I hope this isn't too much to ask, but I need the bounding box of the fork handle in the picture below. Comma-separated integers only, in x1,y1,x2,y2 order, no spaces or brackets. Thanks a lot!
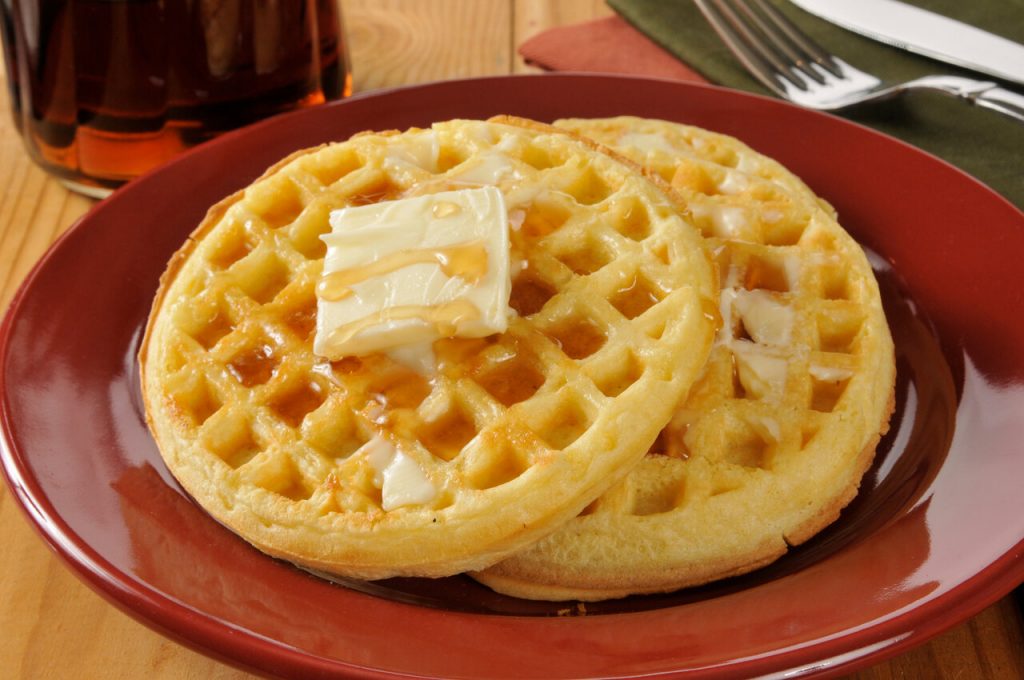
913,76,1024,124
974,87,1024,124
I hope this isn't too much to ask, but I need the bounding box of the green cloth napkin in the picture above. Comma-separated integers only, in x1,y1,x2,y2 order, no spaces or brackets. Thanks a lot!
608,0,1024,210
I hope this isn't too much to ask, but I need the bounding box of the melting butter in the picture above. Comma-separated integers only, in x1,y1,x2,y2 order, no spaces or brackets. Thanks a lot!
313,187,512,360
450,151,523,186
384,130,440,173
617,131,680,156
317,241,489,302
733,289,793,346
323,300,481,355
361,436,436,511
809,363,854,382
708,204,754,240
386,342,437,375
754,414,782,443
733,342,788,398
717,170,750,195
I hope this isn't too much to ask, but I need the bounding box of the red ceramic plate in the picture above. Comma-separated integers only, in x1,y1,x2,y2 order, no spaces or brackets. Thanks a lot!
2,75,1024,679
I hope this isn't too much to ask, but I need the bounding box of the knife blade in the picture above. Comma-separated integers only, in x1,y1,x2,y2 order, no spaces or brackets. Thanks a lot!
788,0,1024,87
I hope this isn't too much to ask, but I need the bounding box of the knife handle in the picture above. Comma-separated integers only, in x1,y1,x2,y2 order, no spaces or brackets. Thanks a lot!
974,87,1024,124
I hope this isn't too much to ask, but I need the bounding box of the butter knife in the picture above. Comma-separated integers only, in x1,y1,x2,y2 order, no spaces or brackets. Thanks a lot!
789,0,1024,87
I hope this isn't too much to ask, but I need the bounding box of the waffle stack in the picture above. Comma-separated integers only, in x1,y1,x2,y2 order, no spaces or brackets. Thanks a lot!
141,115,894,598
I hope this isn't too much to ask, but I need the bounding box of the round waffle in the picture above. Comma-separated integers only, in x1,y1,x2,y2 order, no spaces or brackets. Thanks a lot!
473,117,896,600
140,116,718,580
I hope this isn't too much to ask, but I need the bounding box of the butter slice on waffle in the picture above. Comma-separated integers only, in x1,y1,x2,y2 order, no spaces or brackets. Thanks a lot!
473,117,896,600
140,117,718,580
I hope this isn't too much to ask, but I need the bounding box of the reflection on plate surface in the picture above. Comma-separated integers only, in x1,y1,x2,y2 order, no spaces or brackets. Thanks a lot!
2,75,1024,679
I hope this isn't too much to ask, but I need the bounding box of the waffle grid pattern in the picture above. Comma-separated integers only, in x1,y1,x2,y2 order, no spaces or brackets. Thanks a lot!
473,118,895,600
142,118,716,579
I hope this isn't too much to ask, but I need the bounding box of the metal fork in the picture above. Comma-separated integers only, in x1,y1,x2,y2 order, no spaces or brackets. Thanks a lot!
695,0,1024,123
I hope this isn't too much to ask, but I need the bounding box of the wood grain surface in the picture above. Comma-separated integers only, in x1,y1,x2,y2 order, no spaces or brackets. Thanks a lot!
0,1,1022,678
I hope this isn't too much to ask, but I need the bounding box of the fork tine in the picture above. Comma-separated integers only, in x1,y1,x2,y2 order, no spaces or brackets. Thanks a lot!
747,0,843,78
731,0,826,84
701,0,904,113
694,0,804,93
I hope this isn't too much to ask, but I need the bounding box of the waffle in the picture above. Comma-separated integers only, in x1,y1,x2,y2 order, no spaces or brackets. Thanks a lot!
139,116,718,580
473,117,896,600
556,115,837,218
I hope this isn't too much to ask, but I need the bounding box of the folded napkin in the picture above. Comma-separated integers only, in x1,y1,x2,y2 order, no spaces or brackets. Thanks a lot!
521,0,1024,211
519,16,708,83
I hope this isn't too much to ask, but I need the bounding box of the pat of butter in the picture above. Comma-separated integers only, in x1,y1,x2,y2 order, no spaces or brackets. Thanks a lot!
809,363,853,382
733,342,788,398
450,151,522,186
618,131,680,157
733,289,793,346
753,414,781,443
313,187,511,361
717,170,750,195
361,436,436,511
703,204,754,240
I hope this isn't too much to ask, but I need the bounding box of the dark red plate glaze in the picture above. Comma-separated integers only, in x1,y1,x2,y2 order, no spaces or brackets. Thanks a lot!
2,75,1024,679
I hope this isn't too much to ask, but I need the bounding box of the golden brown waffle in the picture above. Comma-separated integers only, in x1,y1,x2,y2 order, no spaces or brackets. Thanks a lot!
140,117,718,580
556,115,836,218
473,117,896,600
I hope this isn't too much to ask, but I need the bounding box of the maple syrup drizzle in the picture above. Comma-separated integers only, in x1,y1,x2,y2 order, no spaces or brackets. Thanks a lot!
701,296,724,332
432,200,462,218
323,300,481,355
316,240,490,301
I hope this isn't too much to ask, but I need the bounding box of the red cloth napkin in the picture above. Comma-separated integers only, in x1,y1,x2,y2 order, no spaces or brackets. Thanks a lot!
518,15,707,84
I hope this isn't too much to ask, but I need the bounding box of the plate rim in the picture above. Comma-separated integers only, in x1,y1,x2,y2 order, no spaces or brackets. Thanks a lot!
2,73,1024,679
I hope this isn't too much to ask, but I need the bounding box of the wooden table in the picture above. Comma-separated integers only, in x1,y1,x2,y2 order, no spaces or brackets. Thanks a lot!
1,1,1022,677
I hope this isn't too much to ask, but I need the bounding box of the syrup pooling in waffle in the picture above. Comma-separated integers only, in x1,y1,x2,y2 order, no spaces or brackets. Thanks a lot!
140,117,717,580
473,117,896,601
